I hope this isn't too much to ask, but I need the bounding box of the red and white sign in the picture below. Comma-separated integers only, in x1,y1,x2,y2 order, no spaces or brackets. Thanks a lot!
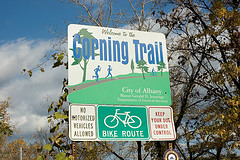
148,106,176,140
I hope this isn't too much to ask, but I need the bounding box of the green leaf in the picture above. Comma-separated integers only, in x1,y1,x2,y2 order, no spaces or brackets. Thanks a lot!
62,92,68,101
54,112,68,120
143,66,149,72
50,125,59,133
55,152,67,160
28,70,32,77
37,155,45,160
44,144,52,151
55,112,62,119
68,155,74,160
53,61,63,68
71,56,82,65
94,53,100,57
48,102,54,113
57,53,64,61
37,147,42,153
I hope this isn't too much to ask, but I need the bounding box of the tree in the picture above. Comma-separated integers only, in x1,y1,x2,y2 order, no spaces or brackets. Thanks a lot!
0,99,42,159
0,98,13,138
0,137,43,160
137,60,149,79
157,61,166,76
153,0,240,159
0,98,14,158
71,28,99,82
131,59,135,73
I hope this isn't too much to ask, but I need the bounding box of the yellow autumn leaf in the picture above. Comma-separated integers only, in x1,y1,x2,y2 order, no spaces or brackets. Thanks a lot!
220,130,223,136
220,114,224,119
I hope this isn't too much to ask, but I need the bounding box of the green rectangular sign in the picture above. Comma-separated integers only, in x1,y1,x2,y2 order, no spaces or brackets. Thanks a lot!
97,105,150,140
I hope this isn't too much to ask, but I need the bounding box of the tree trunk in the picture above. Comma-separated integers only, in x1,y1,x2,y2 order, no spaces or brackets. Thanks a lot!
82,60,87,82
216,147,222,160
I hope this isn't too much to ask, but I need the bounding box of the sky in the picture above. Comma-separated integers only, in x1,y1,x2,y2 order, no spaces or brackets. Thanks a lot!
0,0,76,41
0,0,164,139
0,0,77,138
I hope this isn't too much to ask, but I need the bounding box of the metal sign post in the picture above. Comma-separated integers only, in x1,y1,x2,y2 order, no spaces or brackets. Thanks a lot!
163,142,180,160
72,141,77,159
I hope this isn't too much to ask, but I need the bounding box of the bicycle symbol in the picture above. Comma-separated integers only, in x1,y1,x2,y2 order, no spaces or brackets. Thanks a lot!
104,109,142,129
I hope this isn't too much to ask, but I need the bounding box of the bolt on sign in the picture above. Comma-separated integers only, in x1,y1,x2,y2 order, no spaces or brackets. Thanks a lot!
69,104,176,141
68,24,171,106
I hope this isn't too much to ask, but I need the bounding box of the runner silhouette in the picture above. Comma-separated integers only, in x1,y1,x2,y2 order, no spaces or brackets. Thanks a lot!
92,65,101,81
105,65,113,80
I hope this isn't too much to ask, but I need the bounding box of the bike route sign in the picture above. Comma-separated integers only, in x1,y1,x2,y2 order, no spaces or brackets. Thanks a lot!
97,105,150,140
69,104,176,141
68,24,171,106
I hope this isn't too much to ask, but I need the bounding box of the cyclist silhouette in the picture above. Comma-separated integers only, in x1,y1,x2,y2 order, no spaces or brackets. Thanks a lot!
104,109,142,128
152,67,156,76
92,65,101,81
105,65,113,80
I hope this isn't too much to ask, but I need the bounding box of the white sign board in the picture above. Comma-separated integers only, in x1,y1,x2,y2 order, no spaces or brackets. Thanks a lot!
69,104,96,141
149,106,176,140
68,24,171,106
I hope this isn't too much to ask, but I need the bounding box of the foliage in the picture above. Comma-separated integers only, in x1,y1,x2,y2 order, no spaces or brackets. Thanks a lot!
131,59,135,73
153,0,240,159
144,141,168,159
71,28,99,82
0,137,43,160
0,98,14,159
0,98,13,138
136,60,149,79
0,99,51,159
157,61,166,76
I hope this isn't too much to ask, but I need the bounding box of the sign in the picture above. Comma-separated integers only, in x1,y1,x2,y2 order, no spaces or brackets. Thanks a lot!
69,104,176,141
68,24,171,106
163,149,180,160
97,105,149,140
69,104,96,141
149,106,176,140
